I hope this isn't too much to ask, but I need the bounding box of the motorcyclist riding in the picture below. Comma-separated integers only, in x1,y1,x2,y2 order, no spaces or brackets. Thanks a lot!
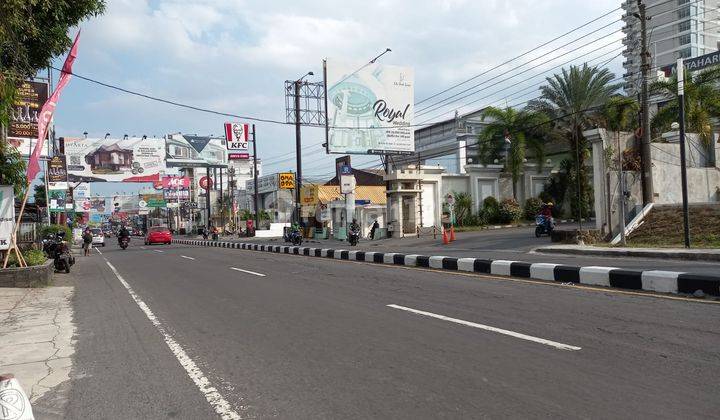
118,225,130,244
538,203,554,229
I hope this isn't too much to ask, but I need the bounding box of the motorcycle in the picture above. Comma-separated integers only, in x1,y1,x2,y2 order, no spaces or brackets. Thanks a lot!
119,236,130,250
42,232,75,273
535,215,554,237
347,228,360,246
284,229,303,246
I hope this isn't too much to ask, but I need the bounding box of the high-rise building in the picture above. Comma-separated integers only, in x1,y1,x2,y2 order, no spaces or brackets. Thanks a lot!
622,0,720,95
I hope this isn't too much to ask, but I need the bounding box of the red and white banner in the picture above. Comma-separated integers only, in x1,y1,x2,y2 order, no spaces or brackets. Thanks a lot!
161,176,190,189
224,122,250,159
27,31,80,183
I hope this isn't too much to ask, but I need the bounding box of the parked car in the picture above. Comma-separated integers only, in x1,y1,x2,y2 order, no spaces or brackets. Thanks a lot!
145,227,172,245
90,228,105,247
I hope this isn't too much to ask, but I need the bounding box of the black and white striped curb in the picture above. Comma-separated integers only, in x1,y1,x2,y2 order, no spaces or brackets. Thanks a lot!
173,239,720,297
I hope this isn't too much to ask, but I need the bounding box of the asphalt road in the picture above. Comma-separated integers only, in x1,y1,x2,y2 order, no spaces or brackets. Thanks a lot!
227,225,720,274
54,239,720,419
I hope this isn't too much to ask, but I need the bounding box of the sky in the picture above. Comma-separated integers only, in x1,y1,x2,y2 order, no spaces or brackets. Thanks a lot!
52,0,625,180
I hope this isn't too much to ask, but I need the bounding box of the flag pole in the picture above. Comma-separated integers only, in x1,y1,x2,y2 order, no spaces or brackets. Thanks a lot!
2,182,31,268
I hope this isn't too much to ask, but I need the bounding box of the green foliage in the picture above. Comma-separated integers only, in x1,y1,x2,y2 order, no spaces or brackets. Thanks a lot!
452,191,472,226
41,224,71,240
34,182,46,207
650,66,720,146
600,96,639,132
497,199,522,224
482,196,500,224
5,249,47,267
477,107,550,198
523,197,544,220
0,141,27,195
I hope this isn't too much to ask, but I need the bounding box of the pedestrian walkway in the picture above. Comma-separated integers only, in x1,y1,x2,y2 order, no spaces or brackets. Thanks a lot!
537,244,720,262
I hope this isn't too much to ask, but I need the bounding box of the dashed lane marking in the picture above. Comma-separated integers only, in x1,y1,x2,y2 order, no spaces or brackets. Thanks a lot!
181,255,195,260
387,304,582,351
230,267,266,277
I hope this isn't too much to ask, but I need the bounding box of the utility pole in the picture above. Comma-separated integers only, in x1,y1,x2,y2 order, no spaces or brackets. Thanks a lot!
294,80,302,225
617,133,627,246
205,166,211,231
638,0,654,205
219,167,224,230
252,124,259,233
676,58,691,248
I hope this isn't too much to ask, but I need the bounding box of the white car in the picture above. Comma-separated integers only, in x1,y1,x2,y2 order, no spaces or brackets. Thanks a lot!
90,228,105,247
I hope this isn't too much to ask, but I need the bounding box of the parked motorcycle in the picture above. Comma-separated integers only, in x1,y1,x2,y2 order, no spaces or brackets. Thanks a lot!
348,228,360,246
535,215,554,237
42,232,75,273
119,236,130,250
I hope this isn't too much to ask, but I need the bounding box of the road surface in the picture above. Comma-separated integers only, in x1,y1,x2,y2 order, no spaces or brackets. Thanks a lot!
40,239,720,418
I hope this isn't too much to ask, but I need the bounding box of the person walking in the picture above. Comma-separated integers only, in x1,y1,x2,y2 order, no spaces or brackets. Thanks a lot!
82,228,93,256
369,220,379,240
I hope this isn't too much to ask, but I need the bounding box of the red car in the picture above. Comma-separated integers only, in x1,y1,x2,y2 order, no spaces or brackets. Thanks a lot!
145,227,172,245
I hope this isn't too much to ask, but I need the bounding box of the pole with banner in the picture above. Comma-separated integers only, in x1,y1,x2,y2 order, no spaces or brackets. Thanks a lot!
677,58,691,248
253,125,259,233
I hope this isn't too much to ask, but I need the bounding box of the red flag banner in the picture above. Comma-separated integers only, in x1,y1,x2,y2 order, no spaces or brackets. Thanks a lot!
27,31,80,183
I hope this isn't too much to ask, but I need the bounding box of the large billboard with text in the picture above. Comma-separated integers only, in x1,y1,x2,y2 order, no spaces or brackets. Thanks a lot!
326,59,414,155
64,137,166,182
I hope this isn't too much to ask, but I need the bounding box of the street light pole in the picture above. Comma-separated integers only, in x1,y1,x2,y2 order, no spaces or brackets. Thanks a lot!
294,71,314,224
676,58,691,248
637,0,654,205
252,124,259,232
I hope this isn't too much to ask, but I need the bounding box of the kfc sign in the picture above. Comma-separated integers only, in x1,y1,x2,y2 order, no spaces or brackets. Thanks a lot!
224,122,250,159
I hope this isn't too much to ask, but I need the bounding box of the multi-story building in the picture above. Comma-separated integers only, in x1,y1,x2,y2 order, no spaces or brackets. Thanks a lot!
622,0,720,95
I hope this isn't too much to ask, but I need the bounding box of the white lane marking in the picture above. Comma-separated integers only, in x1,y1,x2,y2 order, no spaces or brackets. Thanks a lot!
153,249,164,253
181,255,195,260
387,304,581,351
104,260,242,419
141,246,147,250
230,267,266,277
95,247,103,255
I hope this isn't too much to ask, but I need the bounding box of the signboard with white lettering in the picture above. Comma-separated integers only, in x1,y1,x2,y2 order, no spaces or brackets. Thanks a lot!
661,50,720,75
0,186,16,250
326,59,414,155
224,122,250,160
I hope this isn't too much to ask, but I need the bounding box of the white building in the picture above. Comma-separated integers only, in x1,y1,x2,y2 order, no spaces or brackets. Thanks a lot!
622,0,720,95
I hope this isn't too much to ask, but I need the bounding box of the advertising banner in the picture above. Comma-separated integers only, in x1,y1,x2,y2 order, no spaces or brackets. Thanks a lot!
278,172,296,190
224,122,250,160
8,81,49,141
300,185,318,206
0,186,15,250
48,189,67,213
64,137,166,182
140,193,166,208
110,195,140,212
47,156,68,183
75,197,108,213
326,59,414,155
162,176,190,200
246,174,278,194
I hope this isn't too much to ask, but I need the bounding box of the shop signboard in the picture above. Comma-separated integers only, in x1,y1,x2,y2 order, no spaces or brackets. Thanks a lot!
326,59,414,155
0,186,15,250
47,156,68,183
140,193,166,208
278,172,295,190
64,136,166,182
162,176,190,200
8,81,50,157
224,122,250,160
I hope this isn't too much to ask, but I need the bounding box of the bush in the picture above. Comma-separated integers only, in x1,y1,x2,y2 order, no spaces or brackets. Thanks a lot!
5,249,47,267
482,196,500,224
523,197,544,220
463,213,481,226
41,224,71,240
497,199,522,224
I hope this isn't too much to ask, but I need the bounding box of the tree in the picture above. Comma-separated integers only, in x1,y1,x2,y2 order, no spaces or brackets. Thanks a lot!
34,182,46,207
600,95,640,170
477,107,550,198
650,66,720,147
451,192,472,226
1,1,105,195
528,64,620,218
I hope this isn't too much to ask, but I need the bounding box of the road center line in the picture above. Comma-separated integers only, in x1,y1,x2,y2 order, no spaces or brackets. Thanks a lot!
103,260,242,419
230,267,266,277
181,255,195,260
387,304,581,351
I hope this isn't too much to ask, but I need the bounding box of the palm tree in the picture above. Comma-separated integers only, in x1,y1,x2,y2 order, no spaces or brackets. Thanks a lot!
528,64,620,218
600,95,640,169
477,106,549,198
650,66,720,147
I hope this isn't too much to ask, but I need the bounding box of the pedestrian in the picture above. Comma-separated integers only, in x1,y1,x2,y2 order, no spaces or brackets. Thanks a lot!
82,228,93,256
369,220,379,240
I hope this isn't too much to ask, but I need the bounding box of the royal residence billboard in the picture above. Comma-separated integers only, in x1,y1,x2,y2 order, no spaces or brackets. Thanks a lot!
7,81,52,158
326,59,414,155
64,137,166,182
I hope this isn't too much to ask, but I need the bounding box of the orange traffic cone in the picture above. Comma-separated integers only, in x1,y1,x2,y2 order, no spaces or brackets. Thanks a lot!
442,227,449,244
450,225,456,242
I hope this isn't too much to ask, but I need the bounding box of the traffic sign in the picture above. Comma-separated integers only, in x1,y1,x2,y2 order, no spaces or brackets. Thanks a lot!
199,176,213,190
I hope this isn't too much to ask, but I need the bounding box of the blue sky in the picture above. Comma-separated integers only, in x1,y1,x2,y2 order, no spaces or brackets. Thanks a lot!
51,0,624,179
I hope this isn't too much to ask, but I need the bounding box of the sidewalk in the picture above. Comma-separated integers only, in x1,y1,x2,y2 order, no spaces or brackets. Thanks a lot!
536,244,720,262
0,286,76,417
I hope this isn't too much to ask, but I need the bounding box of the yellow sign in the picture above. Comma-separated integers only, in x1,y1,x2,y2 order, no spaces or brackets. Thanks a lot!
300,185,318,205
278,172,296,190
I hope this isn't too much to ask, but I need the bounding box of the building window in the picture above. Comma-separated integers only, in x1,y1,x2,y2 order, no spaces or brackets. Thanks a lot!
678,6,691,19
678,20,691,32
679,47,692,58
678,33,691,45
677,0,689,4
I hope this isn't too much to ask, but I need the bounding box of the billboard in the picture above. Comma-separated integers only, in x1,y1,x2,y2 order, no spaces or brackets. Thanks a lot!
224,122,250,160
47,156,68,183
326,59,414,155
278,172,296,190
162,176,190,200
75,197,108,213
8,81,49,141
140,193,166,208
0,186,15,250
64,137,166,182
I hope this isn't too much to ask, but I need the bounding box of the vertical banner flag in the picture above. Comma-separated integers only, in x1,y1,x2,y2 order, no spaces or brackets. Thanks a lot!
0,186,16,250
224,122,250,159
27,31,81,182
